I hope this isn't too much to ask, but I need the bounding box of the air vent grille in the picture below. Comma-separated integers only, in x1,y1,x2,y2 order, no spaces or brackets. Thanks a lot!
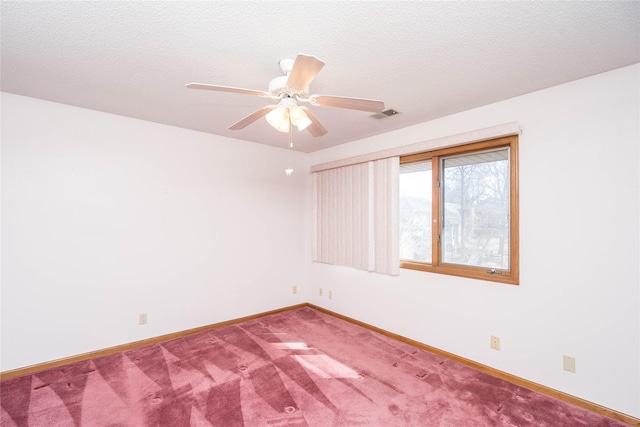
370,109,399,119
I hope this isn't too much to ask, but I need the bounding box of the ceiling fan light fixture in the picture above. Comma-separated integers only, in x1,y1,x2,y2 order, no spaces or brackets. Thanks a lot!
265,105,288,132
265,99,311,133
289,104,312,131
274,111,291,133
294,114,312,132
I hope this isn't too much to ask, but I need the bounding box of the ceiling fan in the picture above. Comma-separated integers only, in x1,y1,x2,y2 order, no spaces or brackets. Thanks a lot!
186,54,385,137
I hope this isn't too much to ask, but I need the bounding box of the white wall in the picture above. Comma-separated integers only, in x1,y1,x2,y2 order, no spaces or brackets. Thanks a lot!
1,93,309,371
308,64,640,418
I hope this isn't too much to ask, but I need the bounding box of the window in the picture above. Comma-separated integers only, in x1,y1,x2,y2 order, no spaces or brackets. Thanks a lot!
399,135,519,284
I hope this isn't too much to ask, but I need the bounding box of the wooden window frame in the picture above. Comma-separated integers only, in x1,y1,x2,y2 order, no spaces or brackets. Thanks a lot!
400,135,519,285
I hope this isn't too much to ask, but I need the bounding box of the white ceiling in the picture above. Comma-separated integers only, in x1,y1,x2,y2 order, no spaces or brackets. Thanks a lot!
2,2,638,153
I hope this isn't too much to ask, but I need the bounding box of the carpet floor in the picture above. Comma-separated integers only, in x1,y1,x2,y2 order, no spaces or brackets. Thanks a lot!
0,306,630,426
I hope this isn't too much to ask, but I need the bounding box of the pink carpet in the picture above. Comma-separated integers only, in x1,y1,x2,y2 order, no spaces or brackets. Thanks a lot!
0,307,630,426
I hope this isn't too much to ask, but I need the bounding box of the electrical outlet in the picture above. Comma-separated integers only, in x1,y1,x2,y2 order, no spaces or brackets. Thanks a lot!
292,285,297,294
139,313,147,325
329,291,333,299
319,288,323,297
490,335,500,350
563,355,576,373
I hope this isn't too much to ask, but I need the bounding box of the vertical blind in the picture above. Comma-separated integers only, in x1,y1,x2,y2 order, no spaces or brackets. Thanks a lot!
313,157,400,276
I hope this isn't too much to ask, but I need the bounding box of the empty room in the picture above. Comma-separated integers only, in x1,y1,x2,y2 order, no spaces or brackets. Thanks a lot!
1,2,638,426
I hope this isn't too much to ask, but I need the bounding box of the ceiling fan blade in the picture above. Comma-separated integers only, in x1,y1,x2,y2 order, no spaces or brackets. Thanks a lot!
286,54,325,91
186,83,271,98
300,107,328,137
229,105,277,130
310,94,384,113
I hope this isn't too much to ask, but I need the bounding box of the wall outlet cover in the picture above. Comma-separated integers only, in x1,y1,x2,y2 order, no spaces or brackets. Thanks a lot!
490,335,500,350
563,355,576,373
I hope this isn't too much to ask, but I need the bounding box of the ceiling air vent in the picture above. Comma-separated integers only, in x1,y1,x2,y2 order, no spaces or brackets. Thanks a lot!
370,109,399,119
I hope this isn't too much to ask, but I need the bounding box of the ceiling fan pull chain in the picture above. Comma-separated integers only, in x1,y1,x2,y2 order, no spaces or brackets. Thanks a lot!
289,114,293,149
285,116,294,176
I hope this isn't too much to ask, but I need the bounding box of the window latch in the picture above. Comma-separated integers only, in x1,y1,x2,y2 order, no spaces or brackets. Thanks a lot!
487,269,502,275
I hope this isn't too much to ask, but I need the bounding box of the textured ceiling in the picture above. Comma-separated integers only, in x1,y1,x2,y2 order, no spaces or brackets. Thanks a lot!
2,1,638,152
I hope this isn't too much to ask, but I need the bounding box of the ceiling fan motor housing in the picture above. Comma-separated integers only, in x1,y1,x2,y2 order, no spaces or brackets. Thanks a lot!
268,77,309,99
269,58,309,98
268,75,289,96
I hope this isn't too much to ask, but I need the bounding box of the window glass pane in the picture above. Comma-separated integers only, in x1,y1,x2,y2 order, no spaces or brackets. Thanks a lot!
399,161,432,263
442,149,510,270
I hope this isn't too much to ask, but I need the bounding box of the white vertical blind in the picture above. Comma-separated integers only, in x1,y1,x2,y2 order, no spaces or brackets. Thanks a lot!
313,157,399,275
373,157,400,275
